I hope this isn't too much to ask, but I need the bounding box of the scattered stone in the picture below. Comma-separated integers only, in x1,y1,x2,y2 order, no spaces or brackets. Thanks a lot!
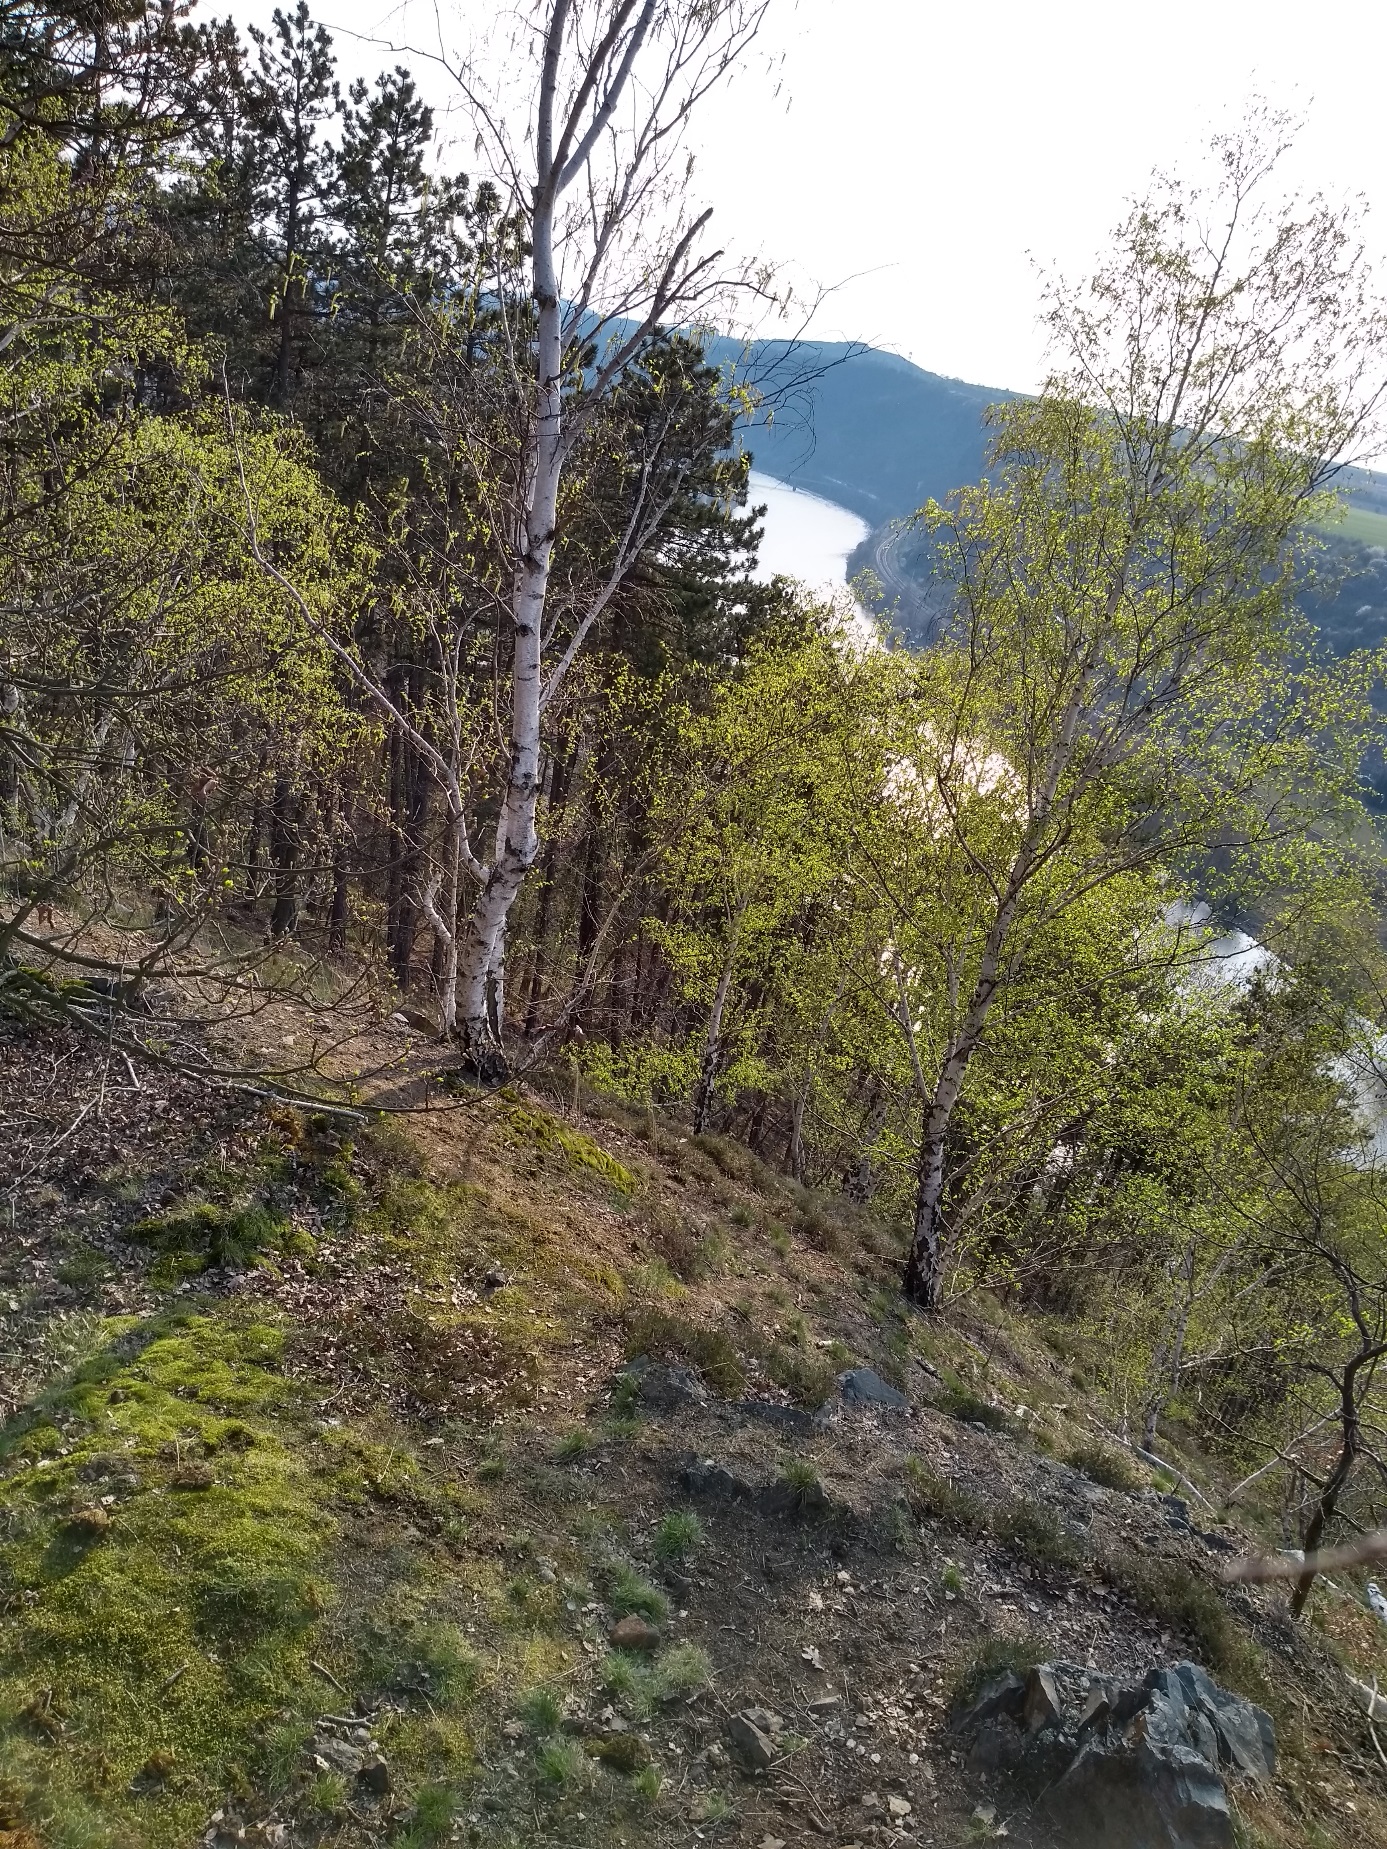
681,1456,754,1501
742,1706,784,1738
357,1757,392,1796
888,1796,913,1818
480,1267,509,1295
313,1737,364,1776
837,1367,908,1411
758,1837,787,1849
1023,1665,1063,1733
608,1614,660,1651
727,1710,778,1770
808,1694,842,1713
623,1356,706,1412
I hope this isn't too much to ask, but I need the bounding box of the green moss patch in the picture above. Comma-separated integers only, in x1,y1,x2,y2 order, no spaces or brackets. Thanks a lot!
125,1201,309,1280
0,1309,332,1846
505,1105,636,1197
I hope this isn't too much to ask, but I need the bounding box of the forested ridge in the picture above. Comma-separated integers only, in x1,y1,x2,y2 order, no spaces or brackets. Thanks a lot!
8,5,1387,1846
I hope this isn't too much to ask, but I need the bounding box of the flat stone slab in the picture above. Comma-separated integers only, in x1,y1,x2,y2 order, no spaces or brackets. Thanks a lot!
837,1367,908,1411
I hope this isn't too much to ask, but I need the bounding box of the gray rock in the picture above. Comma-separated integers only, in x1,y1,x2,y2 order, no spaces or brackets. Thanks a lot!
1023,1664,1064,1733
313,1737,365,1776
1042,1737,1232,1849
681,1456,754,1501
357,1756,392,1796
624,1356,706,1412
837,1367,908,1411
1170,1663,1275,1781
727,1710,777,1770
733,1399,818,1434
959,1658,1272,1847
953,1671,1026,1732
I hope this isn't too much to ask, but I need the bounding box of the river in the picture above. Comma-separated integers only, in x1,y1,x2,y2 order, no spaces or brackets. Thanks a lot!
748,469,869,597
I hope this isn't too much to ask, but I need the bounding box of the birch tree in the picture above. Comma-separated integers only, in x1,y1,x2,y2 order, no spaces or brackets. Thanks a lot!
375,0,770,1068
869,117,1387,1308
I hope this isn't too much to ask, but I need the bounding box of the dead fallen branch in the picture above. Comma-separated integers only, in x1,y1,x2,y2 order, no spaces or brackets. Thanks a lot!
1222,1528,1387,1583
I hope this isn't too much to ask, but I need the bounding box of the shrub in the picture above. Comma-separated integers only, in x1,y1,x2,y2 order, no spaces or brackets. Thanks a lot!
1066,1441,1141,1492
903,1457,989,1532
765,1343,837,1409
993,1499,1080,1569
624,1305,745,1397
1103,1555,1254,1686
937,1385,1012,1433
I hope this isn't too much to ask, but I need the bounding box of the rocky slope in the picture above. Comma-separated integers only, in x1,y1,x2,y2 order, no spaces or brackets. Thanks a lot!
2,999,1387,1849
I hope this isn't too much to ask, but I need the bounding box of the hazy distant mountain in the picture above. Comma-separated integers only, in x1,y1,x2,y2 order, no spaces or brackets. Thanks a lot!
702,335,1003,525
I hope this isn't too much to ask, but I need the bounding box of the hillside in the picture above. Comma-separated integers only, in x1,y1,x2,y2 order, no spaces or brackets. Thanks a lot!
714,337,1387,660
704,338,1005,527
3,986,1387,1849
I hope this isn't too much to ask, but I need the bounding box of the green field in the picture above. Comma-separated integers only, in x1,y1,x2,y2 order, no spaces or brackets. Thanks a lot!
1316,502,1387,547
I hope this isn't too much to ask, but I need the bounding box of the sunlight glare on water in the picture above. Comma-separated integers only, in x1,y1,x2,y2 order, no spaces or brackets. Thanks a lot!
748,469,869,596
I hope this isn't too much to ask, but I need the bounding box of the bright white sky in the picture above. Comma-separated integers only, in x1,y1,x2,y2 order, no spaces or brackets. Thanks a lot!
233,0,1387,394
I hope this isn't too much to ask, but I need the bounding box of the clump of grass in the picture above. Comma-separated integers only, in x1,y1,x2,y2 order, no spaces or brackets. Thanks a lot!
517,1686,564,1734
1066,1441,1141,1492
949,1631,1048,1711
507,1104,636,1196
656,1641,712,1698
306,1770,350,1817
903,1457,989,1531
0,1307,336,1844
535,1736,590,1790
601,1642,711,1719
941,1562,964,1596
652,1510,704,1563
631,1763,663,1801
359,1619,479,1704
625,1305,745,1398
398,1784,455,1847
554,1427,597,1463
125,1199,307,1276
477,1445,506,1481
993,1498,1081,1569
937,1385,1012,1433
764,1343,837,1409
1103,1554,1260,1690
608,1563,669,1621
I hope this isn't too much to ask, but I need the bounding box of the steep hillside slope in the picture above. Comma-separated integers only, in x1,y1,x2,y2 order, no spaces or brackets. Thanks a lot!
705,337,1002,527
3,998,1387,1849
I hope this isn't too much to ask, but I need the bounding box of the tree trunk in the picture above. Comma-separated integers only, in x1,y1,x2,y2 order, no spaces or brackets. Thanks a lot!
453,191,564,1069
691,908,744,1133
268,774,299,939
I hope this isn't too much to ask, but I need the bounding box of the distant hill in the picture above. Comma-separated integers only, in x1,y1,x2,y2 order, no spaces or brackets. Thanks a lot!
701,336,1003,526
704,334,1387,676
